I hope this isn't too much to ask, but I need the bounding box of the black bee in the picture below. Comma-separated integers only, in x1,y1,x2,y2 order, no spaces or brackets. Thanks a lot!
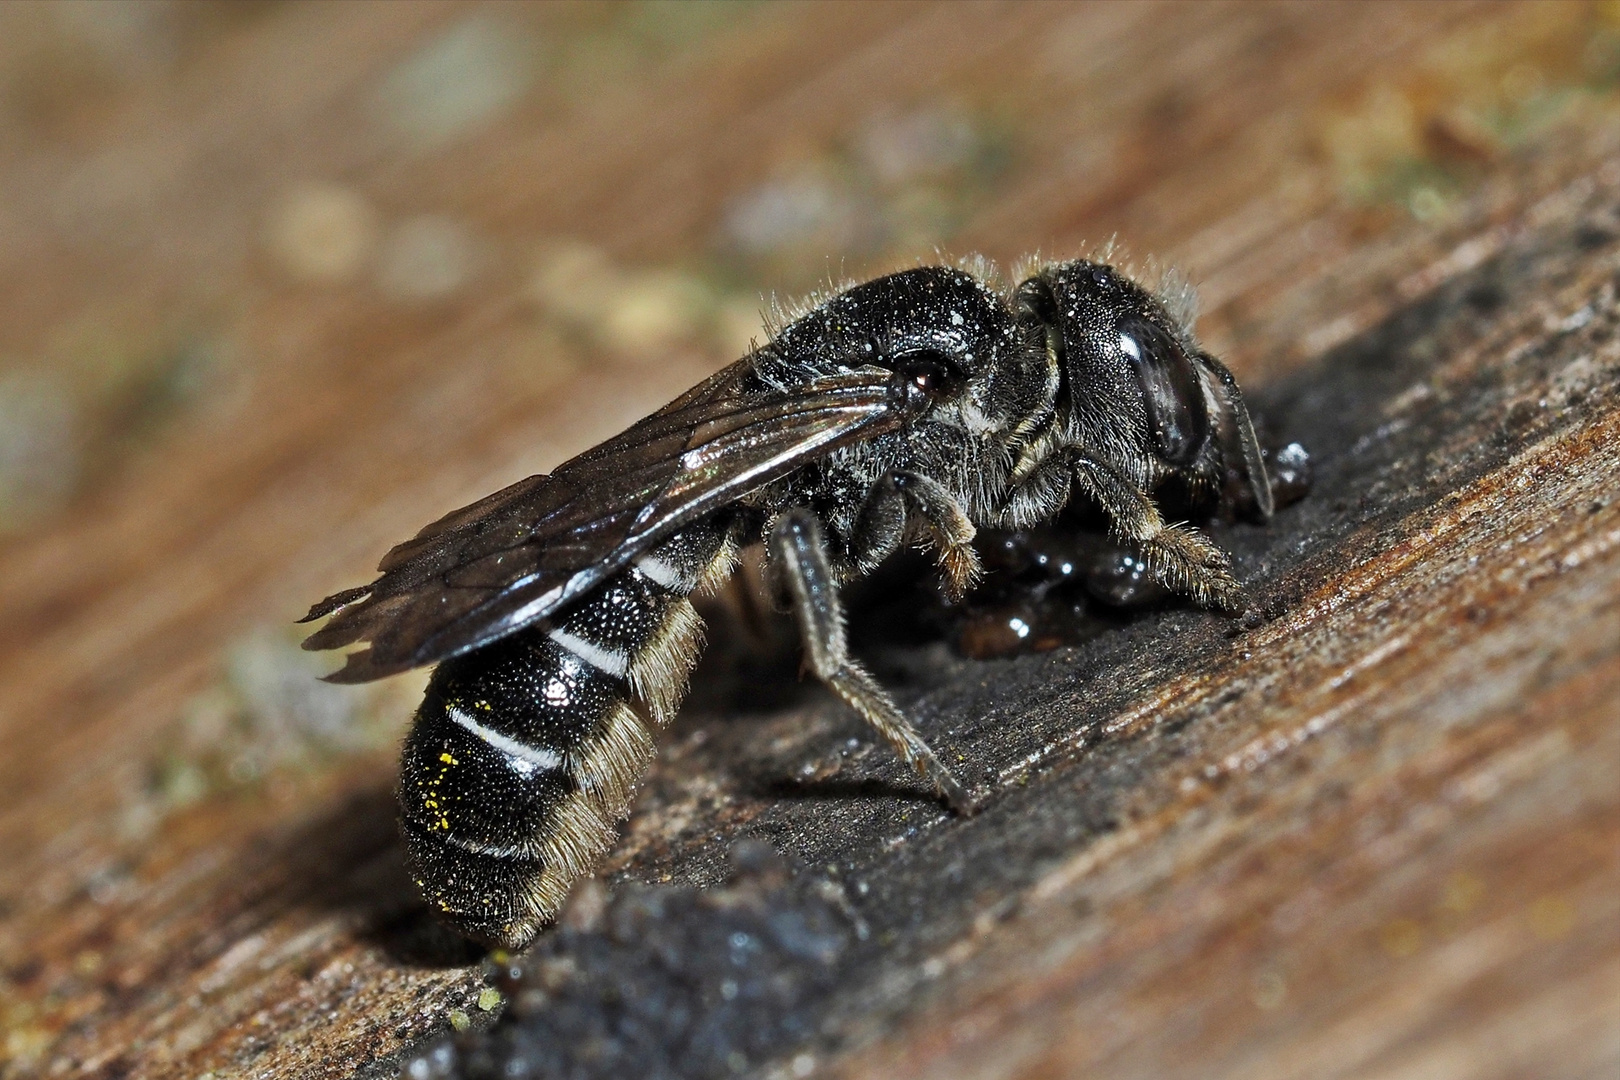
301,258,1273,948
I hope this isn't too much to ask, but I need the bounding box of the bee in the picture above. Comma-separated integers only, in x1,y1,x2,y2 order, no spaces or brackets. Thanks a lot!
301,258,1274,948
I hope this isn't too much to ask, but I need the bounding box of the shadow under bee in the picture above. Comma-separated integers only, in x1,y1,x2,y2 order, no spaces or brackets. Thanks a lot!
248,783,487,969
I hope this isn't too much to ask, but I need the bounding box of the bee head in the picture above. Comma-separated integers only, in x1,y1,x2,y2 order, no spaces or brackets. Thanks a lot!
1019,260,1272,516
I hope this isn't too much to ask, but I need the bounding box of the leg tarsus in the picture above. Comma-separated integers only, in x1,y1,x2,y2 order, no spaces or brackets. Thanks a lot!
823,666,978,815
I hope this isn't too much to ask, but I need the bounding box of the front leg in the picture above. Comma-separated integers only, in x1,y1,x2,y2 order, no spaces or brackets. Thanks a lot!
1003,448,1244,612
769,509,976,814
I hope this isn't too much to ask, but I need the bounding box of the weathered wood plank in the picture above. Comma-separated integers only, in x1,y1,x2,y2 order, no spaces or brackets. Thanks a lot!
0,3,1616,1078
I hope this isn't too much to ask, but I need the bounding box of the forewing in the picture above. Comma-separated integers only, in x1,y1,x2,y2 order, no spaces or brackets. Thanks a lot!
302,364,904,682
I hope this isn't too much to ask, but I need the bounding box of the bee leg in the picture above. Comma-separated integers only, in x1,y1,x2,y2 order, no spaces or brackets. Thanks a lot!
1065,451,1245,612
769,509,977,815
857,471,982,603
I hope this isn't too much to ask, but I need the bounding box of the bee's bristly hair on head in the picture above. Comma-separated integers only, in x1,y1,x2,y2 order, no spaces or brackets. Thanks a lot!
1037,239,1201,336
1008,250,1045,289
1150,263,1199,334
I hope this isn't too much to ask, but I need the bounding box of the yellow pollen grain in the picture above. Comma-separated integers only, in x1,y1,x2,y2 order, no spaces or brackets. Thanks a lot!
426,748,458,830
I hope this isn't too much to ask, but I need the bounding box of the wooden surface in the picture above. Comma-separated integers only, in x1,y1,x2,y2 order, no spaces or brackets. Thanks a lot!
0,3,1617,1078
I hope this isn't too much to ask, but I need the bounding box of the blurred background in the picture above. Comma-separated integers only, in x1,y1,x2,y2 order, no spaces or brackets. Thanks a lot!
1,2,1618,1076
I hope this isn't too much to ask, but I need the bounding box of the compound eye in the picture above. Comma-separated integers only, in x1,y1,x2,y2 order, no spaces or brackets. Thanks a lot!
1117,316,1208,465
896,351,964,404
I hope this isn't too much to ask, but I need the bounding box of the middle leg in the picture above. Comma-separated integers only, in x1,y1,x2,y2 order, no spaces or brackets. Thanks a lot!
853,469,982,601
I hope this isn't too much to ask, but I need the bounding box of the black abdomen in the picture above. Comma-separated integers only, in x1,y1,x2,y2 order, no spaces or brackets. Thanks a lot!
398,519,734,947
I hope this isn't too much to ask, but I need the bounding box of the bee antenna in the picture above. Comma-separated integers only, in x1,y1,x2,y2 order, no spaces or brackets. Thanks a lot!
1196,350,1274,519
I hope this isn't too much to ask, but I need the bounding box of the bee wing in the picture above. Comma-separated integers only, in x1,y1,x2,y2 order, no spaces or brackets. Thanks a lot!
301,363,907,683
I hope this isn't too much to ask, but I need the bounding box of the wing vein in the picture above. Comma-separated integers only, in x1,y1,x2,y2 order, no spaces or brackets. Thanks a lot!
304,366,904,682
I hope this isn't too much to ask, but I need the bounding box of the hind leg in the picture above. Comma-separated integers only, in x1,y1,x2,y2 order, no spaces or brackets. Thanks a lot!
769,508,976,814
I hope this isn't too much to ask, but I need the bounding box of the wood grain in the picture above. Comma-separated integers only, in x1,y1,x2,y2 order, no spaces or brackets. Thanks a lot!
0,3,1616,1077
